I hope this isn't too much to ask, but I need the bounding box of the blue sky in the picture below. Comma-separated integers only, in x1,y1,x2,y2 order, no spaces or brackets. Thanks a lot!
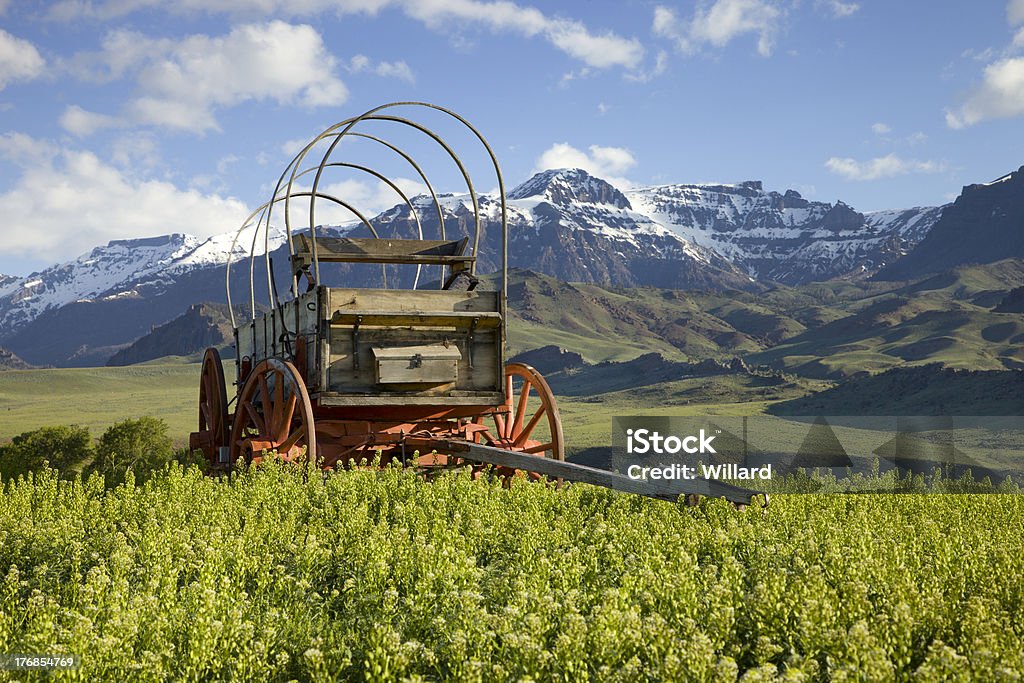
0,0,1022,276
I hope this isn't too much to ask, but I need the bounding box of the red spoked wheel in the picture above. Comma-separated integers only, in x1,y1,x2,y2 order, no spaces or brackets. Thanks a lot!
474,362,564,479
189,347,229,468
228,358,317,466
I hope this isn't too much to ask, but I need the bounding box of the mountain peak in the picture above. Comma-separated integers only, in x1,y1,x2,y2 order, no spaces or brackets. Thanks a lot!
876,165,1024,280
508,168,631,209
963,164,1024,196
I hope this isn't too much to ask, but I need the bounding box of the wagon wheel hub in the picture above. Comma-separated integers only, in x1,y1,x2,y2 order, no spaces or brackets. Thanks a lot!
472,362,564,480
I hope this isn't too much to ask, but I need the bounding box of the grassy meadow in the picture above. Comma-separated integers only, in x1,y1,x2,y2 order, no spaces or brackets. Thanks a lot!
0,362,781,453
0,364,200,444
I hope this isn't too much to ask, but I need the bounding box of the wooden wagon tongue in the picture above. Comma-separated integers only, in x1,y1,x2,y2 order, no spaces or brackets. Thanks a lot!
188,101,765,511
404,437,765,507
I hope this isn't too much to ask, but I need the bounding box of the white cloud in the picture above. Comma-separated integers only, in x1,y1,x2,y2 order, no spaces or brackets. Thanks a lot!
0,29,46,89
64,29,166,84
136,21,347,131
654,0,781,57
110,131,160,169
946,57,1024,129
374,61,414,81
348,54,415,82
59,105,120,137
349,54,371,71
52,0,642,72
324,176,427,218
281,138,309,158
47,0,391,21
404,0,643,69
819,0,859,18
69,22,348,133
945,3,1024,129
1009,0,1024,26
946,0,1024,127
871,122,891,135
824,154,947,181
534,142,637,187
652,5,675,36
403,0,547,34
216,154,241,175
275,176,428,226
0,132,59,167
0,134,248,262
961,46,996,63
906,131,927,145
624,49,668,83
558,67,591,88
545,21,643,69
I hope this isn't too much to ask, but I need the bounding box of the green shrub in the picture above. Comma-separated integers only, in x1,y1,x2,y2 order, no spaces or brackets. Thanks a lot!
174,445,209,472
0,424,92,481
90,416,174,486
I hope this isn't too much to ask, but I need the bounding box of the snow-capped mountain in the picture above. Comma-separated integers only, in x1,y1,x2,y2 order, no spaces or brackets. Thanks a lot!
0,166,958,367
1,234,200,334
0,224,300,367
0,226,290,336
876,166,1024,280
367,168,756,291
627,181,945,284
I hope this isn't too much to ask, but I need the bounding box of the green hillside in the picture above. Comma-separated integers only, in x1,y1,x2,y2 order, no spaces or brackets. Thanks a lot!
750,260,1024,377
769,364,1024,417
501,261,1024,379
5,260,1023,446
501,270,815,363
0,364,199,443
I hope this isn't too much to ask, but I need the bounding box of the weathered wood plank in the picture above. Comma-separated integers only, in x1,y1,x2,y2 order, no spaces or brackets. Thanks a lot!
316,393,503,406
328,288,499,314
372,345,462,384
300,234,469,257
294,235,474,267
330,311,501,328
417,439,766,506
296,289,320,336
328,327,500,393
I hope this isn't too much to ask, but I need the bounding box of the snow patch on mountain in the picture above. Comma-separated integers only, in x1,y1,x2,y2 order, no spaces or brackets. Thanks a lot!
0,226,294,337
505,168,721,265
0,168,948,338
626,182,946,283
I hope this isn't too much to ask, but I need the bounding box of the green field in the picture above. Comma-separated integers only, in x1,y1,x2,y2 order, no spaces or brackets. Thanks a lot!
2,464,1022,681
0,364,201,444
3,362,1017,476
0,364,797,454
